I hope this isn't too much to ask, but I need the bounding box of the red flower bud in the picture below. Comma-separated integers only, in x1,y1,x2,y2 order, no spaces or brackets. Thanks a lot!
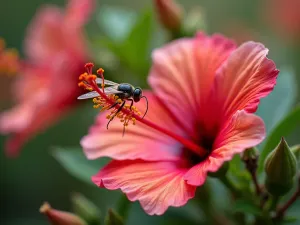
153,0,183,31
40,202,87,225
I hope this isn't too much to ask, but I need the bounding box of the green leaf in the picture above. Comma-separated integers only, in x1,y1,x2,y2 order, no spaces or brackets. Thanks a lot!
258,106,300,173
256,68,297,134
282,217,298,224
105,209,124,225
232,199,262,216
52,147,110,185
71,193,102,225
228,155,251,189
119,9,153,75
95,8,153,78
116,195,131,220
96,6,137,43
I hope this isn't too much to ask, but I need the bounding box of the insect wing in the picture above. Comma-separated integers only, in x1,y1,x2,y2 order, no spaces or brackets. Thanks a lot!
77,91,100,100
103,86,123,95
96,78,119,86
78,85,122,100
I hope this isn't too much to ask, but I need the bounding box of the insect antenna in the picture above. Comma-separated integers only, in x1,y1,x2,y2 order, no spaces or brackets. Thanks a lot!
141,96,148,118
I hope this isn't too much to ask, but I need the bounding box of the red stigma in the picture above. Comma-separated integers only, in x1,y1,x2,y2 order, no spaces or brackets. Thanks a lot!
84,62,94,74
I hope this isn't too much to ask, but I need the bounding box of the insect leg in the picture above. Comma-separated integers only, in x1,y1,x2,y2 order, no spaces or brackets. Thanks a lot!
107,101,119,110
121,99,133,137
127,99,134,111
107,100,126,130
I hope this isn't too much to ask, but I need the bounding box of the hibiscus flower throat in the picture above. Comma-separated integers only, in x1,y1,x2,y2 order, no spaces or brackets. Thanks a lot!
78,63,208,158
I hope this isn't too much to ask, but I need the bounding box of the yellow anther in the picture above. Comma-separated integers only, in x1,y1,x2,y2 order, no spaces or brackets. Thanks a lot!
78,72,97,90
92,98,98,103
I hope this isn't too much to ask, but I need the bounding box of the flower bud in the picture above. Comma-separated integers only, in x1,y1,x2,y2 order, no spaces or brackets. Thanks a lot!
208,161,229,178
105,209,124,225
241,147,259,173
153,0,183,32
71,193,101,225
264,138,297,196
40,202,87,225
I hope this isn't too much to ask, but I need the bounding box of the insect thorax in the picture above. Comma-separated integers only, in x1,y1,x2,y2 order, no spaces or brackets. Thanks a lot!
117,83,134,93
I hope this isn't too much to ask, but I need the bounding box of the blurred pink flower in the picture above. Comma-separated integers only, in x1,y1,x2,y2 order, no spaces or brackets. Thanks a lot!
81,33,279,215
0,0,94,157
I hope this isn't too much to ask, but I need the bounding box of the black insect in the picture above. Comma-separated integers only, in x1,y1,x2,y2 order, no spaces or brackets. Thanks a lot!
78,78,148,129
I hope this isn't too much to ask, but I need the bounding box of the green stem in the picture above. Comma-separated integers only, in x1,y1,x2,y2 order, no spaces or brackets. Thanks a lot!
275,180,300,219
116,194,131,221
269,196,280,212
219,175,241,198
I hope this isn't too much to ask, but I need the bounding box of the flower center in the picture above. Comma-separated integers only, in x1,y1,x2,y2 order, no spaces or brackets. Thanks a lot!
183,135,215,166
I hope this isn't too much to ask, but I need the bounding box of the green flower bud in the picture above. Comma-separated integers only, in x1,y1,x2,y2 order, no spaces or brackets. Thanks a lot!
264,138,297,196
105,209,124,225
208,161,229,178
71,193,101,225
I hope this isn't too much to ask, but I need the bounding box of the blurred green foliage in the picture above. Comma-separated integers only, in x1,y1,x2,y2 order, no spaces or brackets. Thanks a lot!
1,0,300,224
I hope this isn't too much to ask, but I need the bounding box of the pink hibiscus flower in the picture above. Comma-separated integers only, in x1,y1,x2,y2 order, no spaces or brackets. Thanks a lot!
80,33,279,215
0,0,94,157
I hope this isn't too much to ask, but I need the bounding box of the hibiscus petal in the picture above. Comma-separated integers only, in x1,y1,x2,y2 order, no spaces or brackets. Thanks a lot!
0,105,64,157
184,110,265,186
148,33,236,136
212,41,279,123
25,0,93,62
0,86,73,157
92,160,196,215
65,0,95,27
81,92,184,161
25,6,65,62
0,104,34,134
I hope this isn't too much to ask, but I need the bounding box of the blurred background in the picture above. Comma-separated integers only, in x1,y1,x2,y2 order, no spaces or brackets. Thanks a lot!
1,0,300,224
